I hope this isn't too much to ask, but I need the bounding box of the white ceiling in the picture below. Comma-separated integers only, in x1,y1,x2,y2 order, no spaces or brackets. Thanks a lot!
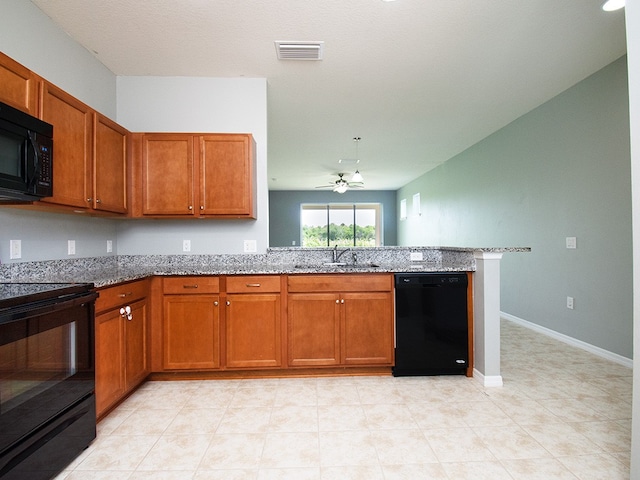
31,0,627,191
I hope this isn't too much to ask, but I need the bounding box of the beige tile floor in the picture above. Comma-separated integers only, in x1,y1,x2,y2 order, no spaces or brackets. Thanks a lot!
56,320,632,479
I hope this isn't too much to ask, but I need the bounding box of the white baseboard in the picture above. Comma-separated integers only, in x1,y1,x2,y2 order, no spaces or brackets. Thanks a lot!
473,368,503,387
501,311,633,369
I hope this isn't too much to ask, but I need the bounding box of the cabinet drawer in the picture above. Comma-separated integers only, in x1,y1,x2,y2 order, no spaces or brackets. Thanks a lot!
96,279,149,313
287,274,393,293
163,276,220,294
226,275,281,293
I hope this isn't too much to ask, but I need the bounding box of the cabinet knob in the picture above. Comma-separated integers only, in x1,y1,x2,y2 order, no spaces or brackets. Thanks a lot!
188,205,193,210
200,205,204,210
118,292,133,298
336,299,340,304
341,299,345,304
96,198,101,204
86,198,92,202
214,301,219,306
119,305,133,320
226,301,231,306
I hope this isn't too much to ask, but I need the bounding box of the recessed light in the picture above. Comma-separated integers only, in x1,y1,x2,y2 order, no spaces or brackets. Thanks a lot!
602,0,625,11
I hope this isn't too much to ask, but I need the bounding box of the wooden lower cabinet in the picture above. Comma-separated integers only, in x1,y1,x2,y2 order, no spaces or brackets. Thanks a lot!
342,292,394,365
162,277,221,370
225,293,281,368
288,293,340,367
95,280,149,417
163,294,221,369
287,274,395,368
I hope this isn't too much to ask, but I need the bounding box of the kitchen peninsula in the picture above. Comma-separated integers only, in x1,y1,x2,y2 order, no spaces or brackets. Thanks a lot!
1,246,528,415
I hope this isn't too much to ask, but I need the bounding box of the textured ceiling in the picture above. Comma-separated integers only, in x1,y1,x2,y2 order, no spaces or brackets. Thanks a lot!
31,0,627,191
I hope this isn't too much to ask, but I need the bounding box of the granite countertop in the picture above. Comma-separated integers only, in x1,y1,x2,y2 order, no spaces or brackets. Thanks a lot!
1,246,531,288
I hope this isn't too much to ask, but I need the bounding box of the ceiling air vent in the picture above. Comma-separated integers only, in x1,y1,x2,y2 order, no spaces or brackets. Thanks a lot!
275,41,324,60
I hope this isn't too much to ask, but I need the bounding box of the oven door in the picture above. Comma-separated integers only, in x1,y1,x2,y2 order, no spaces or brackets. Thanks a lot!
0,291,97,477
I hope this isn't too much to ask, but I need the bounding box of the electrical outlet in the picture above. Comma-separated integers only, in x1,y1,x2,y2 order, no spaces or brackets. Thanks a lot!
10,240,21,259
410,252,423,261
107,240,113,253
567,296,574,309
243,240,257,253
67,240,76,255
566,237,577,249
182,240,191,252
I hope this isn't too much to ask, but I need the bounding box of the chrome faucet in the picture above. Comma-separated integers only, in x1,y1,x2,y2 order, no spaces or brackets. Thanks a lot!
332,244,350,263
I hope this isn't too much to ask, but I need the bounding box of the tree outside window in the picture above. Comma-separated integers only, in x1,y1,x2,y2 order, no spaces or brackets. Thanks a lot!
301,204,381,247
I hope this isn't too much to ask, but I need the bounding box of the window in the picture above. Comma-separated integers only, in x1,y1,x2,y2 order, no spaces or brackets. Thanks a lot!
301,203,382,247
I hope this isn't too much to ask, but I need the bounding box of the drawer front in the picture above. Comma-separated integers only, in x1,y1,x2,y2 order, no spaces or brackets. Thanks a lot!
96,279,149,312
287,274,392,293
163,276,220,294
226,275,281,293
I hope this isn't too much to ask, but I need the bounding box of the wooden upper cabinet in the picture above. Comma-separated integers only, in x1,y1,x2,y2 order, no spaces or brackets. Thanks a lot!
140,134,195,215
94,113,128,214
200,134,256,218
134,133,256,218
39,81,93,209
0,52,38,115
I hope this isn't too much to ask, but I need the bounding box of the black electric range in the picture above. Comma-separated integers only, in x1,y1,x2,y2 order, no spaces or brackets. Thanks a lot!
0,282,95,311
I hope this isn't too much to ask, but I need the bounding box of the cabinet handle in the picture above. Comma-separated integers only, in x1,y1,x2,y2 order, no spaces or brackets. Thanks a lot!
214,301,219,306
118,292,133,298
183,284,198,289
245,283,261,287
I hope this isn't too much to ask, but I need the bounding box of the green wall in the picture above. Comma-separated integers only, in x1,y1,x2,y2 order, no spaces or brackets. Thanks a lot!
398,56,632,358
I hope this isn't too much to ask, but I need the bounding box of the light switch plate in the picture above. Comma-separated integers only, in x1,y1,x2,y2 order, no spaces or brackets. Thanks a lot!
67,240,76,255
182,240,191,252
566,237,577,249
107,240,113,253
244,240,257,253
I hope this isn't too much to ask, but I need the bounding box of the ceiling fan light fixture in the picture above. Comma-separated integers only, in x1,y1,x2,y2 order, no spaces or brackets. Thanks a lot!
351,170,364,183
333,183,348,194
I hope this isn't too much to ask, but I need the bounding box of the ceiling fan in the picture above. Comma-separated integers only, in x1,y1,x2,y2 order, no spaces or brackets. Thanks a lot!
315,137,365,193
316,173,364,194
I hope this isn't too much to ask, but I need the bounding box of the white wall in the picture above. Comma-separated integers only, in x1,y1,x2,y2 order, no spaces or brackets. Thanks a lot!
115,76,269,255
0,0,116,118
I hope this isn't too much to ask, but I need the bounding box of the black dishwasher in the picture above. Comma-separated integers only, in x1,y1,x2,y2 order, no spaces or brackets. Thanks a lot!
393,273,468,376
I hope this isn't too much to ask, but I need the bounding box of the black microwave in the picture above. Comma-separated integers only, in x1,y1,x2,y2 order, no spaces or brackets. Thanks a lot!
0,101,53,203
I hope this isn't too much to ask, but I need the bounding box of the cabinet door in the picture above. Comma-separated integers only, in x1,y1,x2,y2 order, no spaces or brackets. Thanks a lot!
342,292,394,365
200,135,255,217
225,294,281,368
94,113,128,213
125,298,148,389
0,52,37,115
142,134,195,215
287,293,341,367
40,82,92,208
163,294,220,369
95,309,126,417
